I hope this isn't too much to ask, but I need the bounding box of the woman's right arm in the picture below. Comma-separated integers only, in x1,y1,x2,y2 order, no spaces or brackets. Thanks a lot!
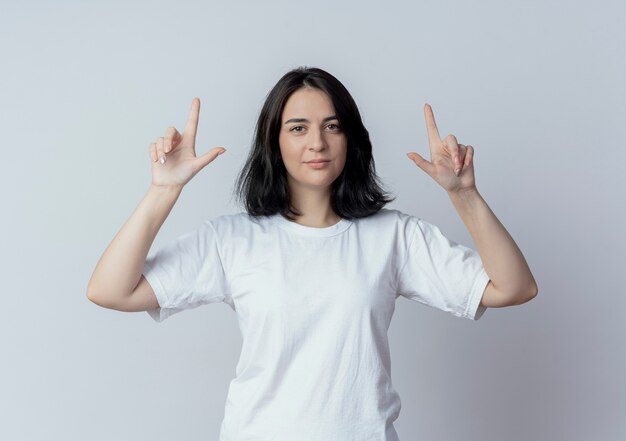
86,97,226,312
86,184,182,311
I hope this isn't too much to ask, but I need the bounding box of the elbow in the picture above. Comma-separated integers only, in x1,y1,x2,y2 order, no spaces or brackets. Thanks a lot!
86,285,132,311
481,280,537,308
86,285,109,308
529,283,539,301
517,282,538,305
530,282,539,299
86,286,101,305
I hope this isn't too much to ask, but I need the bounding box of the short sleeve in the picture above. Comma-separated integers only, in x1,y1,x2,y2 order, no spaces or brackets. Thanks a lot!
396,217,490,321
142,220,230,322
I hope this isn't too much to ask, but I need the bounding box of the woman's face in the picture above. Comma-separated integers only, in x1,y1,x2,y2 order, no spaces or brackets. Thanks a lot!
278,87,347,195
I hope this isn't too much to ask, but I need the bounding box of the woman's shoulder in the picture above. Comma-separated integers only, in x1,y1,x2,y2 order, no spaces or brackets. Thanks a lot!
353,208,431,242
355,207,417,226
208,211,274,236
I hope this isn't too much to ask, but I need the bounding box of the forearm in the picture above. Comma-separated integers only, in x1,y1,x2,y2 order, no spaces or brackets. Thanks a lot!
86,184,183,305
448,188,537,301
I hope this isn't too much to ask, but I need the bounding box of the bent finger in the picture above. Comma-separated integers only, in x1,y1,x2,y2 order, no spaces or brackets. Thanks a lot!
149,142,157,162
445,134,460,159
456,144,467,176
445,134,461,168
465,145,474,167
156,137,166,164
164,126,181,153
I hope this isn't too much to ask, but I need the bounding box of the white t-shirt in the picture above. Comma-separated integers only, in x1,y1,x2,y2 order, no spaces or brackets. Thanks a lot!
143,208,490,441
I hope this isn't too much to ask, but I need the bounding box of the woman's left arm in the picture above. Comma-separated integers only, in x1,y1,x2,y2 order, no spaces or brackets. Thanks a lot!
447,187,538,307
407,103,538,307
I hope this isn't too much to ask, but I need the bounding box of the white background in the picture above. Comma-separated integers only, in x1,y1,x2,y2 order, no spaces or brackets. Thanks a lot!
1,0,624,440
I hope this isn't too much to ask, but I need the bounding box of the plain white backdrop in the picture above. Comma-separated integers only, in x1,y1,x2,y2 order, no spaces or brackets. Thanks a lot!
1,1,624,440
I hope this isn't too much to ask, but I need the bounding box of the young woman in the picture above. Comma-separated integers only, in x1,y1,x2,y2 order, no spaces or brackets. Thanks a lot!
87,67,538,441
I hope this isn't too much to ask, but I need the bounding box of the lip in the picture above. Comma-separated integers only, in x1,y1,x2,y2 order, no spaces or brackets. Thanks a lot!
306,160,331,169
305,159,330,163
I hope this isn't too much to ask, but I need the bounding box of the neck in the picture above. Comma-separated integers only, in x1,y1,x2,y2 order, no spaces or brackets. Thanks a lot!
287,185,340,228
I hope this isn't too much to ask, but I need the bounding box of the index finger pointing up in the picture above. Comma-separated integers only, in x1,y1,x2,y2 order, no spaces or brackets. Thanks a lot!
424,103,441,145
184,97,200,140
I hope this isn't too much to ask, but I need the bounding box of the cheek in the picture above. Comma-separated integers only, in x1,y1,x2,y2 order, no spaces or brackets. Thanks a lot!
278,137,292,163
336,144,348,170
278,144,302,173
337,156,347,175
278,134,286,157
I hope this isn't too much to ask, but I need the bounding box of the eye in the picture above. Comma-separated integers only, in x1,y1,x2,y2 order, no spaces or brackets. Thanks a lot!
326,123,341,131
289,125,305,132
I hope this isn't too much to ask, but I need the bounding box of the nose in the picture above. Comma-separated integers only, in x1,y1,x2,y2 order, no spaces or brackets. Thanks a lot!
308,128,327,151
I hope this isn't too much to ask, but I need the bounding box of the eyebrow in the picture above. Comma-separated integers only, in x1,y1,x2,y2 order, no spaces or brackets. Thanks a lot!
284,115,339,125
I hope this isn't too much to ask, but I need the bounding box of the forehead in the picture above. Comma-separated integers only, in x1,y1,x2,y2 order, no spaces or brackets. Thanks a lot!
282,87,335,120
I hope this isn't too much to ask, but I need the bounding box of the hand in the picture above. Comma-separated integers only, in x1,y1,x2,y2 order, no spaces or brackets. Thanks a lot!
407,103,476,194
149,97,226,189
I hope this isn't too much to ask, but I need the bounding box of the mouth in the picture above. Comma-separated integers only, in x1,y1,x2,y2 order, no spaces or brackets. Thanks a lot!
305,159,331,169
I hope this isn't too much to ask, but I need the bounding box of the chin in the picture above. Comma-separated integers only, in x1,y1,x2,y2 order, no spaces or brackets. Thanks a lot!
293,178,336,191
288,169,342,190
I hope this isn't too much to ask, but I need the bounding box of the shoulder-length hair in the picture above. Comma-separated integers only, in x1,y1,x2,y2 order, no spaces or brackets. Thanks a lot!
233,66,395,221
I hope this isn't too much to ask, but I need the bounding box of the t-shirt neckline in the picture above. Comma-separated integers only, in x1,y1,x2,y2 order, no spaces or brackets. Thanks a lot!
272,213,353,237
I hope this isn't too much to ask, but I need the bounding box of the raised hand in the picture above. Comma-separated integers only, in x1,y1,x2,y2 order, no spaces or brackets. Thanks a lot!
407,103,476,194
149,97,226,188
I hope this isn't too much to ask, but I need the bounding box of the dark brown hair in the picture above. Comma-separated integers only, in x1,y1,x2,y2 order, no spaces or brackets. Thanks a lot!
233,66,394,221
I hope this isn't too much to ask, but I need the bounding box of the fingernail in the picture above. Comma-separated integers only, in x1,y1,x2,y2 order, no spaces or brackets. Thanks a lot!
455,168,461,176
159,155,166,164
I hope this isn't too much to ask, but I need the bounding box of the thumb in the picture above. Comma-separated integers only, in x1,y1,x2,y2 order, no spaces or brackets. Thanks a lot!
407,152,435,176
194,147,226,173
